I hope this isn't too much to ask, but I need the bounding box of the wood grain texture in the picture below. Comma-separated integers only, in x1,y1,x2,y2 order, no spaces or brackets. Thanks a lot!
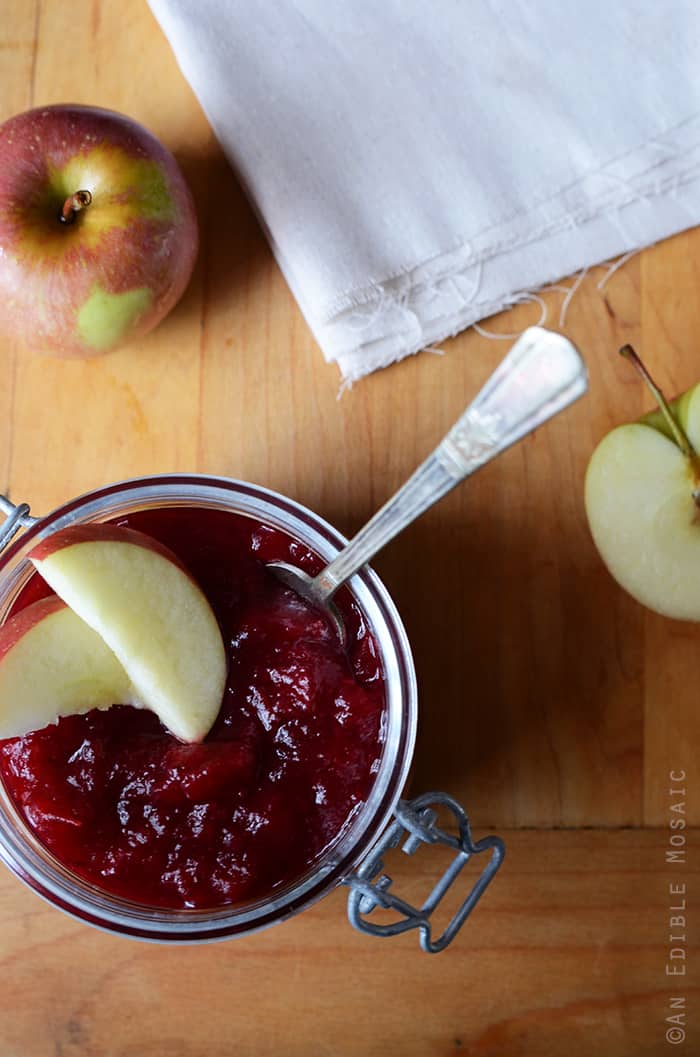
1,830,697,1057
0,2,699,1054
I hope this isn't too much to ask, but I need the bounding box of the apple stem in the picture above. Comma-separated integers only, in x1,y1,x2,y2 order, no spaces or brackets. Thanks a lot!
620,343,700,497
59,190,92,225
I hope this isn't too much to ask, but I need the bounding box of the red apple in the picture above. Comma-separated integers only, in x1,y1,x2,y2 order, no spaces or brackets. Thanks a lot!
0,104,198,356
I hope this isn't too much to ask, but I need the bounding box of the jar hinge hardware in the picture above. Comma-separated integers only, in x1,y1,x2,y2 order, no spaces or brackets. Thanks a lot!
344,791,504,953
0,495,39,554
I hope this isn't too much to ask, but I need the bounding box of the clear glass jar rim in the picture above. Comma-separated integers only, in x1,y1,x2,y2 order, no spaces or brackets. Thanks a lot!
0,474,417,941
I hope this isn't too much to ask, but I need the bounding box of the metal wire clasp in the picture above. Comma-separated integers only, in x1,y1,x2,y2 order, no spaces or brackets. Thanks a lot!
344,791,504,953
0,495,38,554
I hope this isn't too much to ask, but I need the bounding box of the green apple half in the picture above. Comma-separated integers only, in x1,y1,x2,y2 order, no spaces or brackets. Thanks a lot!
585,359,700,620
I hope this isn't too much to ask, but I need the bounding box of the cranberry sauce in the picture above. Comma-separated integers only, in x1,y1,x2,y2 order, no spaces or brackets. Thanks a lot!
0,507,386,909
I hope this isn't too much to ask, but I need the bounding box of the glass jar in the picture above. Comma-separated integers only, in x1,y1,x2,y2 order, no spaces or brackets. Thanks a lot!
0,475,503,951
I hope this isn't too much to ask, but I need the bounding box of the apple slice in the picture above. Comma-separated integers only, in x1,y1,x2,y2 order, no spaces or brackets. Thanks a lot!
30,526,227,742
0,596,133,739
585,347,700,620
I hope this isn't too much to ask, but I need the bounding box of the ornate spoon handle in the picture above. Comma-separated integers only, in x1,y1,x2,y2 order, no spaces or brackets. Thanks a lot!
312,327,587,601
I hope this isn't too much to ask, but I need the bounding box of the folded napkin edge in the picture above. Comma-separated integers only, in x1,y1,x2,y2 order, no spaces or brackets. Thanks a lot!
331,173,700,382
319,135,700,328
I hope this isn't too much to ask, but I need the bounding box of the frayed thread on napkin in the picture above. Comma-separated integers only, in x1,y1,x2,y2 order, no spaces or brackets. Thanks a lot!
337,248,643,396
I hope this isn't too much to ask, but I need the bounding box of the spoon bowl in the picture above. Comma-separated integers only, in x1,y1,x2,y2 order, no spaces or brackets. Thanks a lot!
267,560,347,642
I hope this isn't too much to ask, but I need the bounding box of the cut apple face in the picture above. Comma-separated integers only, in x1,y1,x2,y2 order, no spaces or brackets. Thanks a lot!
28,525,227,742
585,374,700,621
0,596,133,739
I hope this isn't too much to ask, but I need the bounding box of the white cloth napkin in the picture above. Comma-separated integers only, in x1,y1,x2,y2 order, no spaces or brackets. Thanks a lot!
149,0,700,381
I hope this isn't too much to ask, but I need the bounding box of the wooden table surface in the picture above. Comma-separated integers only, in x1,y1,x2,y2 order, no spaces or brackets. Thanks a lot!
1,3,698,1055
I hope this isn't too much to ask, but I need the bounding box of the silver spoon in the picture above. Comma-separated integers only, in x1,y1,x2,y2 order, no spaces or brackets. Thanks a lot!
270,326,587,642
